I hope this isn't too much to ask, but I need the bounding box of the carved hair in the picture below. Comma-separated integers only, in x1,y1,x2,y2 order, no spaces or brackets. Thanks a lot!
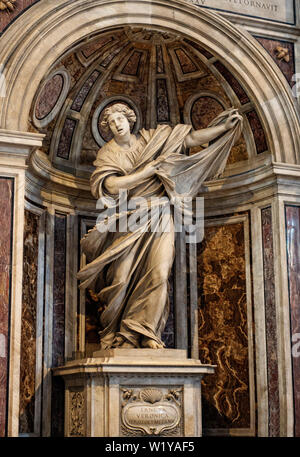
100,103,137,134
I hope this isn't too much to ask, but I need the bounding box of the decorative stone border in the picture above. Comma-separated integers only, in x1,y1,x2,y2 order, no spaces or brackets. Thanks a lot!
33,68,70,129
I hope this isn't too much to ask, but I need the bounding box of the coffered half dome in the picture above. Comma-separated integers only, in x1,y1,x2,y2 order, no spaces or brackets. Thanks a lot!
29,26,268,180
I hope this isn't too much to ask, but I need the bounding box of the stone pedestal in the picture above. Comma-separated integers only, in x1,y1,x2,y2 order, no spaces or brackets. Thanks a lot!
53,349,215,437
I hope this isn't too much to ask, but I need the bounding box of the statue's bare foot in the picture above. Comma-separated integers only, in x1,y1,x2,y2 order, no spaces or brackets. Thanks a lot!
141,338,163,349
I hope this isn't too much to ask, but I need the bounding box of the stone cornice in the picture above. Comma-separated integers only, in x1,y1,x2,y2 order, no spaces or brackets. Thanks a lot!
0,129,44,156
203,160,300,198
27,147,300,212
28,149,91,191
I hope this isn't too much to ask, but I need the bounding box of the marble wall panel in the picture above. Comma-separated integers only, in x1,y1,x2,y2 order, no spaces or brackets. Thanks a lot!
81,36,114,59
187,94,248,164
285,206,300,437
261,207,280,437
85,288,102,348
177,74,231,115
51,213,66,436
174,48,197,74
19,210,39,434
184,38,214,60
79,218,99,354
197,222,251,430
156,45,165,74
213,61,250,105
156,79,170,123
191,96,224,130
0,178,13,437
246,110,268,154
121,51,143,76
35,74,63,120
189,0,296,24
71,70,101,112
255,37,295,87
101,42,128,68
61,54,87,89
162,266,175,349
57,118,77,160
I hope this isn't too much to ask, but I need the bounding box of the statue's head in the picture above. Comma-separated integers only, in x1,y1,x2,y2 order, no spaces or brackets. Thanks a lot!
100,103,136,137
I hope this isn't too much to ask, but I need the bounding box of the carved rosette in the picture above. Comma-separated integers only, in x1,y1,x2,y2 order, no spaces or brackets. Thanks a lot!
120,387,183,436
69,389,86,437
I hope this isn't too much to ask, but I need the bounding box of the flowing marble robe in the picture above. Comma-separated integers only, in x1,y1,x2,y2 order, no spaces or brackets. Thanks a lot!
77,109,243,349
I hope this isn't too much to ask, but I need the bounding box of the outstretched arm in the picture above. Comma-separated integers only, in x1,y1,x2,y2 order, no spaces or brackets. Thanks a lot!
104,110,243,194
184,109,243,148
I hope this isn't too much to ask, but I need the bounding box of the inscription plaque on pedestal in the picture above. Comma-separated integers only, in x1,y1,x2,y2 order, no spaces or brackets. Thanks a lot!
121,387,182,436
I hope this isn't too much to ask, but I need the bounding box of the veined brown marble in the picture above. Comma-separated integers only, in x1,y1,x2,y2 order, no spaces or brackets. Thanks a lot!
57,118,77,160
213,61,250,105
162,266,175,349
246,110,268,154
285,206,300,437
156,45,165,74
35,74,63,120
174,48,198,74
71,70,101,112
189,95,248,164
191,96,224,130
255,37,295,87
184,38,213,60
81,36,114,59
51,213,67,436
0,178,13,437
197,222,250,430
122,51,143,76
156,79,170,123
19,210,39,434
261,207,280,437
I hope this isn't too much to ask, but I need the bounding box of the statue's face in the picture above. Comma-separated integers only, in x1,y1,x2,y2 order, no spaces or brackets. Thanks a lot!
108,112,130,138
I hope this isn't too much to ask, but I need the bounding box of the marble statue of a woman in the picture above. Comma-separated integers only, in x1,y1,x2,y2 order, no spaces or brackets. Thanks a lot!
77,103,243,350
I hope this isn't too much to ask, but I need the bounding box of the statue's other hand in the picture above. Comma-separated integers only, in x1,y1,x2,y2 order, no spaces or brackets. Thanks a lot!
142,159,163,178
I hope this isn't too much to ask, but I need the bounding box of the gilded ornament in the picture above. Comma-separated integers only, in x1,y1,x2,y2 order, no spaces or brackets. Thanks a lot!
275,46,290,63
0,0,16,12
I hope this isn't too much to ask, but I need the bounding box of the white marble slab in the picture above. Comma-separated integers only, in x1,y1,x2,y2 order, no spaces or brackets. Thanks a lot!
189,0,296,24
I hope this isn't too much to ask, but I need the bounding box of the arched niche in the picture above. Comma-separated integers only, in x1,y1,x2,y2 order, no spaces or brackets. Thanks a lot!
0,0,299,438
0,0,299,167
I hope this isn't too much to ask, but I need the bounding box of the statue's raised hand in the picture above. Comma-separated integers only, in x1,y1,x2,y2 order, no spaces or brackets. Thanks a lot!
224,109,243,130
